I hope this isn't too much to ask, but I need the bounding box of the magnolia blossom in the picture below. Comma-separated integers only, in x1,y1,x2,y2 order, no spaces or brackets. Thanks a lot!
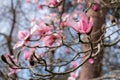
70,12,93,34
70,61,79,68
13,31,30,49
30,19,52,36
88,58,94,64
46,0,58,7
41,33,62,47
18,31,30,41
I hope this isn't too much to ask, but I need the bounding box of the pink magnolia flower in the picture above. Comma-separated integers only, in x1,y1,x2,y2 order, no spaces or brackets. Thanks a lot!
30,20,53,36
70,61,78,68
41,33,62,47
48,0,58,7
13,31,30,49
88,58,94,64
70,12,93,34
18,31,30,41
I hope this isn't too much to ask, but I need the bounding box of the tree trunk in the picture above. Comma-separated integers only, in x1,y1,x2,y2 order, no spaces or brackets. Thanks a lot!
80,2,107,80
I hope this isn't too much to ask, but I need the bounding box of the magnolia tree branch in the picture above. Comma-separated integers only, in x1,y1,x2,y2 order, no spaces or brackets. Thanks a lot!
1,0,120,79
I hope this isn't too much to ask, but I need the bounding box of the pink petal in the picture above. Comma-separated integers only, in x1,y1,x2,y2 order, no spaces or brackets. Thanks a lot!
70,61,78,68
92,4,99,11
26,0,31,3
88,58,94,64
18,31,30,40
49,0,58,7
41,33,61,47
86,17,93,33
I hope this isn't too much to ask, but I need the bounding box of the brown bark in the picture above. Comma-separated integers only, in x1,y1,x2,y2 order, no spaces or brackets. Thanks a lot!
80,3,107,80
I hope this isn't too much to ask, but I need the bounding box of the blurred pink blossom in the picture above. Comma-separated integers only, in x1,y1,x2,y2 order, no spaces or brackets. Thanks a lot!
70,12,93,34
26,0,31,3
92,3,99,11
18,31,30,41
48,0,58,7
13,30,30,49
88,58,94,64
24,51,31,61
30,19,52,36
65,48,70,54
70,61,79,68
41,33,61,47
